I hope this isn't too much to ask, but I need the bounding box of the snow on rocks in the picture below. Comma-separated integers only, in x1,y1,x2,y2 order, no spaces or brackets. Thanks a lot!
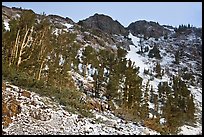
2,82,160,135
3,19,10,31
63,23,73,29
178,124,202,135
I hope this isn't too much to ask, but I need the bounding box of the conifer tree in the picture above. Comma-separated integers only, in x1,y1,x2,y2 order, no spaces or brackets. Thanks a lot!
7,10,37,68
186,94,196,124
174,50,180,64
155,61,161,78
148,45,161,59
152,94,158,119
2,20,5,33
105,72,119,100
149,85,154,103
82,45,93,77
140,80,150,120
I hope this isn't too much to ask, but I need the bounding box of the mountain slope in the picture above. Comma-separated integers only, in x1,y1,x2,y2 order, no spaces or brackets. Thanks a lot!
2,81,159,135
2,5,202,135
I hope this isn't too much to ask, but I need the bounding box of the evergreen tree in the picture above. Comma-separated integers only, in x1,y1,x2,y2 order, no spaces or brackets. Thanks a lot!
174,50,180,64
158,82,163,101
105,72,119,100
155,61,162,78
152,94,158,119
2,20,6,33
117,47,127,59
7,10,37,68
149,85,154,103
93,65,103,98
162,74,196,133
148,45,161,59
123,59,142,112
186,94,196,124
82,45,94,77
140,80,150,120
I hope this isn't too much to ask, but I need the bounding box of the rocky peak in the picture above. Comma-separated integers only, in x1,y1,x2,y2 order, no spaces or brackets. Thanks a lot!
127,20,171,39
47,14,75,25
78,13,128,36
2,5,22,20
2,5,75,30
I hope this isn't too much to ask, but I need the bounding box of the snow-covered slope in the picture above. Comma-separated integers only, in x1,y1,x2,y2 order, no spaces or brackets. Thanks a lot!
126,32,202,135
2,82,159,135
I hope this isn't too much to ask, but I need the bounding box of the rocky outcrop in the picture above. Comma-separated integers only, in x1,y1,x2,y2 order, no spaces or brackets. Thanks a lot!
2,82,21,128
2,5,22,20
47,14,75,29
47,14,74,24
78,13,128,36
2,5,75,30
127,20,171,39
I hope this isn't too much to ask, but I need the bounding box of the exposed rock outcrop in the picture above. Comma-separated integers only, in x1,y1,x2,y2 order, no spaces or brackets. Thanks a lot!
127,20,171,39
78,13,128,36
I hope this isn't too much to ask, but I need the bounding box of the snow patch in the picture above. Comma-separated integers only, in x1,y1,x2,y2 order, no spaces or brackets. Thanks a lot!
63,23,73,29
3,20,10,31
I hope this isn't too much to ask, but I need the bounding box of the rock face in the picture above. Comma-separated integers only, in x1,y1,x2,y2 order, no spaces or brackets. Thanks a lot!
47,14,75,25
127,20,171,39
2,5,75,29
2,82,21,128
47,14,75,28
78,13,128,36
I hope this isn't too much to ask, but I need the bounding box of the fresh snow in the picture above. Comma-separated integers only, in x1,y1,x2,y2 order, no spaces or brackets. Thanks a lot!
3,20,10,31
126,33,169,89
125,32,202,135
178,125,202,135
126,44,148,77
63,23,73,29
3,82,160,135
128,33,140,46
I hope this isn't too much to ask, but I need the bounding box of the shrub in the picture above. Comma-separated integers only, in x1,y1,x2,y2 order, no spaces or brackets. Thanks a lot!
148,46,161,59
144,68,149,75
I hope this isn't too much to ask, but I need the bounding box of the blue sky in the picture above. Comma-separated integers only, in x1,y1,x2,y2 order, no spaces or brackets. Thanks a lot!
2,2,202,28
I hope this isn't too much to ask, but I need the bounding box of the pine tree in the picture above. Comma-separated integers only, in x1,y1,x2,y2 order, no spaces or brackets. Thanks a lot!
155,61,161,78
34,15,53,81
152,94,158,119
123,59,142,113
149,85,154,103
2,20,6,33
106,72,119,100
148,45,161,59
186,94,196,124
82,45,93,77
117,47,127,59
158,82,163,101
163,95,179,134
174,50,180,64
7,10,37,68
162,74,196,133
140,81,150,120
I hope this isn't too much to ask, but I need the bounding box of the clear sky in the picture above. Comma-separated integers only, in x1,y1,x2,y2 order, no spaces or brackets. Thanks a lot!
2,2,202,28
